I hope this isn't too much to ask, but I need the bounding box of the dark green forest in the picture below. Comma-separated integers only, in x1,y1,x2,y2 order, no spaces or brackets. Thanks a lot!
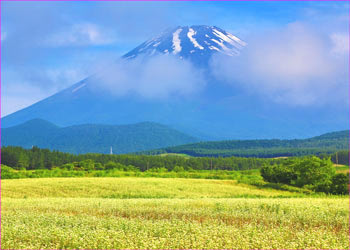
1,119,198,154
2,146,288,171
142,130,349,158
1,146,348,172
2,119,348,158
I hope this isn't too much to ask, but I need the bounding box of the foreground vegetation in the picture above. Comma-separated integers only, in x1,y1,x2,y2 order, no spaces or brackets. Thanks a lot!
1,177,306,199
2,178,348,249
2,146,348,249
261,156,349,194
2,152,348,194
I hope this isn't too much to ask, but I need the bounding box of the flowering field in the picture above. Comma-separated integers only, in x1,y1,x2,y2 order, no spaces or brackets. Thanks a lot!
1,178,349,249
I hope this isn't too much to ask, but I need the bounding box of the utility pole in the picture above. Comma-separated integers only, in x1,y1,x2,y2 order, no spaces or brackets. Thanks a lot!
110,146,113,155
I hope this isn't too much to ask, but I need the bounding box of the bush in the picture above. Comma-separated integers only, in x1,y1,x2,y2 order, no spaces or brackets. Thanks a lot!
261,164,296,185
147,167,168,173
104,161,128,171
172,166,185,172
124,165,139,172
1,165,21,179
61,163,74,171
294,157,335,188
94,162,104,170
79,159,95,171
260,157,339,194
105,161,118,170
330,173,349,195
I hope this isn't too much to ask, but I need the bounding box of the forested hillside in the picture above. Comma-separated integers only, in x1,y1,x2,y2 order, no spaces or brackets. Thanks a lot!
2,119,198,154
141,130,349,158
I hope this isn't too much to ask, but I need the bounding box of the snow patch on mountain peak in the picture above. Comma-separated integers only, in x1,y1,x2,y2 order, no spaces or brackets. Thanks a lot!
187,28,204,50
172,28,182,54
71,83,86,93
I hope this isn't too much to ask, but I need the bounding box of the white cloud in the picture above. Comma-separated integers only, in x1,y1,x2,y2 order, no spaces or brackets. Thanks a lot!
89,55,206,99
1,67,88,116
1,31,7,42
1,82,49,117
45,23,116,47
210,22,348,107
330,32,349,55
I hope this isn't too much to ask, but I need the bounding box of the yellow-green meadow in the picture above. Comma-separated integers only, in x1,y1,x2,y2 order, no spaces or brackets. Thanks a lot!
1,177,348,249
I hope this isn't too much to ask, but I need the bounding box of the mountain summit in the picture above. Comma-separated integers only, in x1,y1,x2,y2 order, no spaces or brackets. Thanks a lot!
123,25,246,64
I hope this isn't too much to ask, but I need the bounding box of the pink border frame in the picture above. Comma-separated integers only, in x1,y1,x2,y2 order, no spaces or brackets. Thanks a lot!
0,1,349,250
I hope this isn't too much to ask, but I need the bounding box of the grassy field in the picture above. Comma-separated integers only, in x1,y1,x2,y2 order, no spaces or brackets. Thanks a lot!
334,164,350,174
1,177,349,249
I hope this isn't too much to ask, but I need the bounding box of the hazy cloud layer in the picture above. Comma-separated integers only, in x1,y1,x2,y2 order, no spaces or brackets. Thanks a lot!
1,83,50,117
89,55,205,99
1,68,87,116
210,22,348,106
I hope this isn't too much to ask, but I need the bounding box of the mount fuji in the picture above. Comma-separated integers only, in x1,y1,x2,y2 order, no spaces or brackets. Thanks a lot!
123,25,246,65
2,25,348,140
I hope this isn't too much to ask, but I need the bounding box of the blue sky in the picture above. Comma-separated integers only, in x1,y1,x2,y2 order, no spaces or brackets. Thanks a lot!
1,1,349,116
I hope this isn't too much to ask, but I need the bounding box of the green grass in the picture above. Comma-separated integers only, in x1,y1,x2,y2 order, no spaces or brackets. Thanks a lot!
2,177,349,249
334,164,349,174
158,153,191,158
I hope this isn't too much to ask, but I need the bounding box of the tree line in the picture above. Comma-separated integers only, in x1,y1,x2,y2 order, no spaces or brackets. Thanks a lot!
1,146,285,171
141,130,349,158
144,147,347,158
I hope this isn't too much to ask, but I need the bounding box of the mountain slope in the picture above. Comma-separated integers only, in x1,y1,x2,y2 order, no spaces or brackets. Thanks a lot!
140,130,350,158
1,25,348,139
1,119,198,154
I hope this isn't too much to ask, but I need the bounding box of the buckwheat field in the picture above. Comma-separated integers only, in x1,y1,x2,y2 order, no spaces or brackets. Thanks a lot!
1,178,348,249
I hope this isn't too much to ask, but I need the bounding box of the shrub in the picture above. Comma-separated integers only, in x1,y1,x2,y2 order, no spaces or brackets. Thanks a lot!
294,157,335,188
79,159,95,171
147,167,168,173
330,173,349,195
94,162,104,170
61,163,74,171
1,165,20,179
104,161,118,170
260,157,338,194
261,164,297,185
172,166,185,172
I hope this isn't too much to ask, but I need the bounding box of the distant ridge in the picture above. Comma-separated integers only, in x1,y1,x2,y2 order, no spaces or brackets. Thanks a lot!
139,130,349,158
1,119,199,154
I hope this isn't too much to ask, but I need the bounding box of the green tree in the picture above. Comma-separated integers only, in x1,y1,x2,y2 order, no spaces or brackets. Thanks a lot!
105,161,118,170
330,173,349,195
172,166,185,172
17,153,29,169
61,163,74,171
294,157,335,188
260,163,297,185
79,159,95,171
94,162,104,170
